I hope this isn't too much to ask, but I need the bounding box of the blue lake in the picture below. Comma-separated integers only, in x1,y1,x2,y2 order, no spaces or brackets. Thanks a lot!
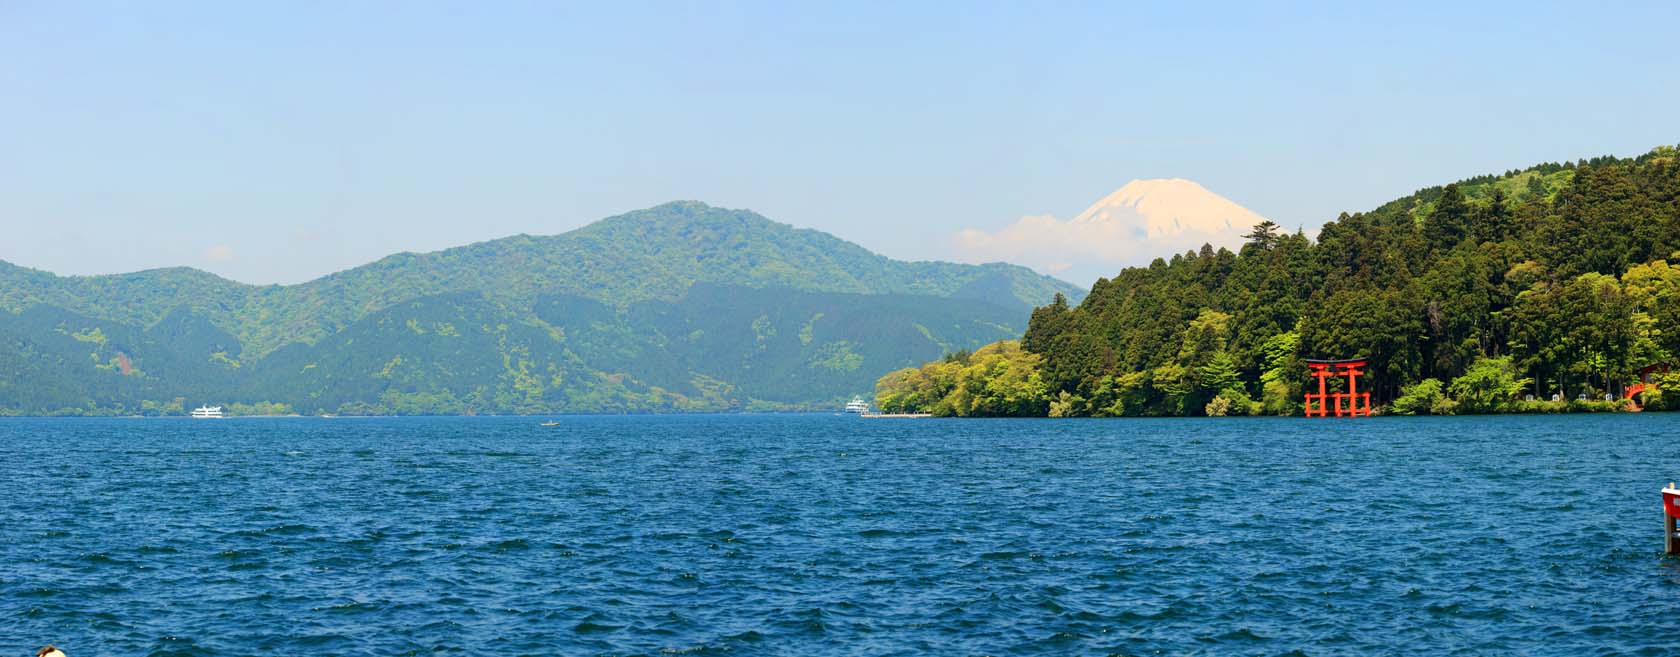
4,414,1680,655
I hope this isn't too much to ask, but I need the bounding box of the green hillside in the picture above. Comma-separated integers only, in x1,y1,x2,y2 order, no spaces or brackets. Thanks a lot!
877,145,1680,417
0,203,1080,415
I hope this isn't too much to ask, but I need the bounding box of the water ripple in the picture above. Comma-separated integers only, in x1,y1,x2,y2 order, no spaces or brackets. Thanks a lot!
2,414,1679,654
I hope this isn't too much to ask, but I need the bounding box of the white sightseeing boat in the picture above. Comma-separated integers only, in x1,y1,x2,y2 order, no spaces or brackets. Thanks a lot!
191,405,224,419
844,396,871,414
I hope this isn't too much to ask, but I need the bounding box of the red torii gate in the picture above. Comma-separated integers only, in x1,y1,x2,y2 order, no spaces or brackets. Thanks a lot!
1304,358,1370,418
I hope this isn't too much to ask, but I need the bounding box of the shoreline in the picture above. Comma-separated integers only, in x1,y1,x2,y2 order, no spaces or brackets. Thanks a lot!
0,409,1664,419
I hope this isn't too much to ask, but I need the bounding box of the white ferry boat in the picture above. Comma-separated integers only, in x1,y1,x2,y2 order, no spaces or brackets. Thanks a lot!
844,396,871,414
191,405,224,419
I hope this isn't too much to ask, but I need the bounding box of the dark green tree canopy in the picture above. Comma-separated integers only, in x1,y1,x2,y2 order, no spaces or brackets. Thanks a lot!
880,144,1680,416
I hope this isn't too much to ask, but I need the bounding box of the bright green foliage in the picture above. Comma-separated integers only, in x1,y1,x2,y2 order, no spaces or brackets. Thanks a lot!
1205,387,1259,417
0,202,1080,358
1177,310,1232,366
1260,378,1296,416
883,145,1680,416
0,204,1081,415
1641,371,1680,411
226,401,294,416
1204,394,1235,417
874,341,1049,417
1258,332,1302,415
1447,357,1531,414
1197,352,1241,395
1390,378,1449,416
1623,260,1680,367
69,327,107,345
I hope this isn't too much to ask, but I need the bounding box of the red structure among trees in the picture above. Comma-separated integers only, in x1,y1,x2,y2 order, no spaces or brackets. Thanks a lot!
1304,358,1371,418
1627,363,1671,405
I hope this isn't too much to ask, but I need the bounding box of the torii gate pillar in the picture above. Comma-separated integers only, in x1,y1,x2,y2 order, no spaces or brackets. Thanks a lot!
1304,358,1370,418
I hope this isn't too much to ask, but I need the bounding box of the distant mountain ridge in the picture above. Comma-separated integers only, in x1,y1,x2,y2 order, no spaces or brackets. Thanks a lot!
0,202,1083,415
1,201,1077,357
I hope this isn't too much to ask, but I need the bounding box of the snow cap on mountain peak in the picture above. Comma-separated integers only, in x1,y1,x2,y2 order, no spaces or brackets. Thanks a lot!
954,178,1269,284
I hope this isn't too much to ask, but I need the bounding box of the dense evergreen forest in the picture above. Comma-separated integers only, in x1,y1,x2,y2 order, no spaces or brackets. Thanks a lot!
876,146,1680,417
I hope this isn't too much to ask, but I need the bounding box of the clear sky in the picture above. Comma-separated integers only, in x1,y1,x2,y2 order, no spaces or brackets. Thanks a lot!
3,2,1677,286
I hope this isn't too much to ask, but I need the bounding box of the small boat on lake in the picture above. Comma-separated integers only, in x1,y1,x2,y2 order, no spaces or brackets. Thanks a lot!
191,405,224,419
539,421,560,427
844,396,871,414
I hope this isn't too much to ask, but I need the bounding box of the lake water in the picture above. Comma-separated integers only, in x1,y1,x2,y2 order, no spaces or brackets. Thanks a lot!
4,414,1680,655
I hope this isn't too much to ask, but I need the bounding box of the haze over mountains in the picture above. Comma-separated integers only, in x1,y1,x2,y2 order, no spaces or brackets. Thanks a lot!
0,183,1302,416
955,179,1272,285
0,202,1082,415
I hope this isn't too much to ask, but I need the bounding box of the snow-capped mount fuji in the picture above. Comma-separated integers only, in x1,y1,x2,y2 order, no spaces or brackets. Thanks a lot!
1070,178,1269,241
954,178,1271,286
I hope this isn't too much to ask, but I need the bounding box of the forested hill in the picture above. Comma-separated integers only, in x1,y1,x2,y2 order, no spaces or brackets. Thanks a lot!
0,202,1079,359
0,203,1082,416
876,145,1680,417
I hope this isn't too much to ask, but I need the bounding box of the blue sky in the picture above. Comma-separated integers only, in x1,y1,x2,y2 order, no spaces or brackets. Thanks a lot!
2,2,1677,286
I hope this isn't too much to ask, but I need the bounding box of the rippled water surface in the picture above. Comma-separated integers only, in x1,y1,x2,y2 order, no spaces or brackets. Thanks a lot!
5,414,1680,655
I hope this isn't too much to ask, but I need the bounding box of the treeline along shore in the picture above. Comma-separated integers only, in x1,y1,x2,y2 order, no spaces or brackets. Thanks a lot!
0,203,1081,416
875,145,1680,417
